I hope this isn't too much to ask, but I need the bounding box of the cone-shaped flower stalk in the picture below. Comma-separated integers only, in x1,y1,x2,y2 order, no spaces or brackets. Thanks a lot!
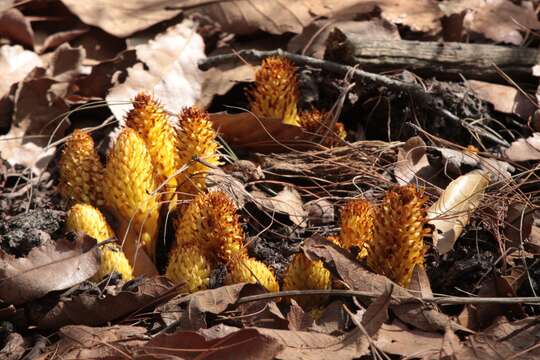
174,191,247,262
166,244,211,293
247,56,300,126
124,93,178,199
283,253,332,310
340,199,374,258
299,109,346,147
226,257,279,293
103,127,160,260
66,203,133,281
367,185,429,287
59,129,104,206
176,106,220,196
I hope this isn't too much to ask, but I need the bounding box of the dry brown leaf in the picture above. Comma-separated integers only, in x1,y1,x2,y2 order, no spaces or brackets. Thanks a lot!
374,321,444,358
255,326,366,360
141,325,281,360
0,8,34,48
462,0,540,45
0,333,25,360
0,234,100,305
427,169,490,254
467,80,536,120
199,64,253,108
33,277,178,330
191,0,443,35
107,21,205,120
394,136,432,186
37,325,147,360
505,133,540,161
455,316,540,359
251,186,307,227
0,45,42,97
210,112,312,152
59,0,188,38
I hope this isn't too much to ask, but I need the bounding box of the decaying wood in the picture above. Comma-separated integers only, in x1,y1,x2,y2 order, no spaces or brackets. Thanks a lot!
326,29,539,81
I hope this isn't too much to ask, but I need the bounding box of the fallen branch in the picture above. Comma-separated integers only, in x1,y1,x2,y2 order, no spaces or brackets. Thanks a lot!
199,49,509,147
235,289,540,305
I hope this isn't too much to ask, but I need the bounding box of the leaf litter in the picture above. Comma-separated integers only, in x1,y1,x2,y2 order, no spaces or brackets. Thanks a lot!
1,1,540,359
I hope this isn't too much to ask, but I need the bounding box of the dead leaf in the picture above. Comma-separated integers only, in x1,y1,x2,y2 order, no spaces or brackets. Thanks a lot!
455,316,540,359
141,325,281,360
251,186,307,227
467,80,536,120
374,321,443,358
0,8,34,48
504,203,533,248
0,44,42,97
106,20,205,120
394,136,433,186
462,0,540,45
199,64,253,108
33,277,178,330
505,133,540,161
158,283,265,330
37,325,147,360
308,300,349,335
427,169,490,254
0,234,100,305
59,0,185,38
0,333,25,360
190,0,443,35
210,112,311,152
47,43,86,82
38,27,90,54
287,300,314,331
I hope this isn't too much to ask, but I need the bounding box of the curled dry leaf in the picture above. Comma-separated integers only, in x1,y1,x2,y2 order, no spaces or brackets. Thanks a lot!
505,133,540,161
374,321,444,358
143,326,281,360
0,234,100,305
38,324,147,360
251,186,307,227
33,276,178,330
209,112,312,152
0,45,42,97
427,169,490,254
107,20,205,120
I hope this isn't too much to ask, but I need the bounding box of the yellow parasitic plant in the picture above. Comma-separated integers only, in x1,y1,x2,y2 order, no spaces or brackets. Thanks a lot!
174,191,247,263
103,127,160,261
299,109,347,147
59,129,105,207
367,185,429,287
339,199,374,258
124,93,178,200
283,253,332,310
166,244,212,293
247,56,300,126
66,203,133,281
226,257,279,293
176,106,220,197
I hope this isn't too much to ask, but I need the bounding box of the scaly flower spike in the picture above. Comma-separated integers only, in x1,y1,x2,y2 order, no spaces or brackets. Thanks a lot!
226,257,279,293
176,106,220,197
174,191,247,263
339,199,374,258
166,244,212,293
66,203,133,281
283,253,331,310
124,93,178,200
299,109,346,147
103,127,160,261
367,185,429,287
247,56,300,126
59,129,104,207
